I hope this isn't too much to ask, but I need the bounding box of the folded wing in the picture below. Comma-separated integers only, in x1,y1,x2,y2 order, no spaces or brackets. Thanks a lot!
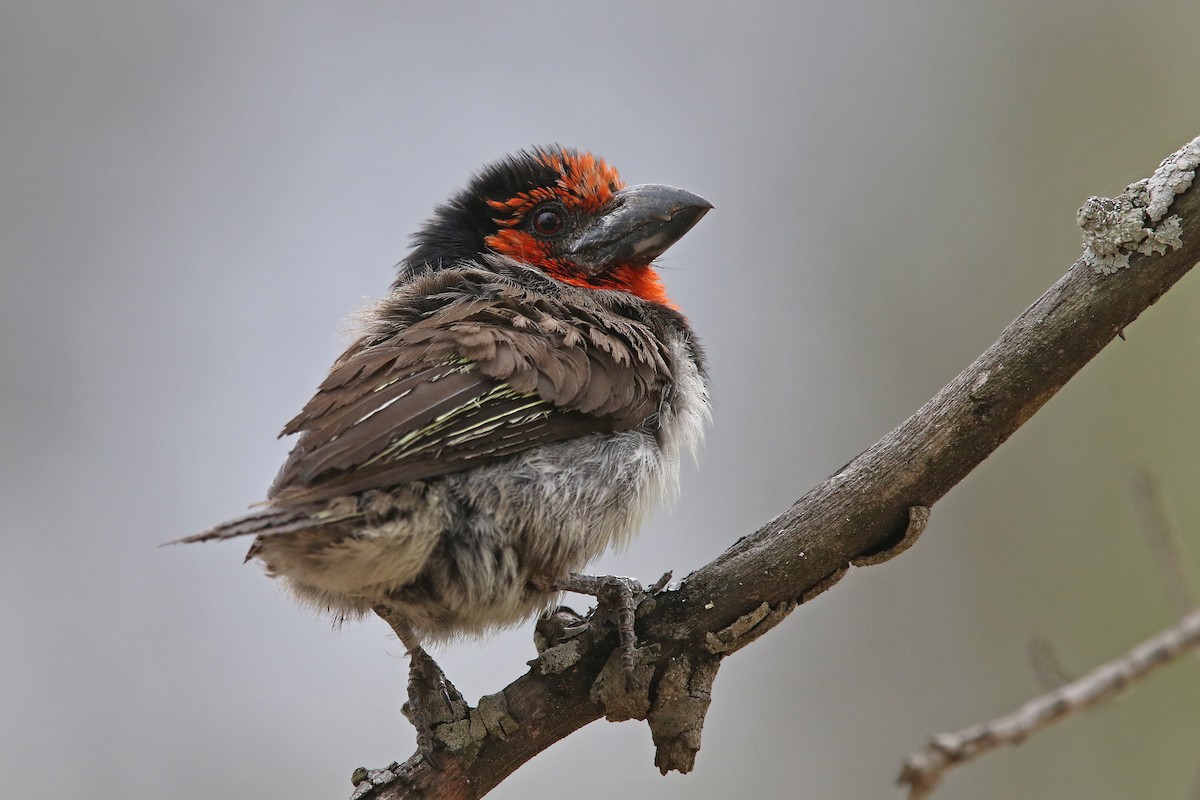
268,268,673,505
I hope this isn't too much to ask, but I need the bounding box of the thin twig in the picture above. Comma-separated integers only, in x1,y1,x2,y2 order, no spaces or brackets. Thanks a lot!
1026,634,1073,690
1129,466,1199,617
898,606,1200,799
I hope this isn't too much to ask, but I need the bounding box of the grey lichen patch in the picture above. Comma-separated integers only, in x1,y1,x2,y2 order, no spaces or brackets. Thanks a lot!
533,639,585,674
1143,215,1184,256
1145,136,1200,222
349,761,405,800
475,692,519,740
432,693,519,766
1078,189,1150,271
434,717,480,762
1079,135,1200,274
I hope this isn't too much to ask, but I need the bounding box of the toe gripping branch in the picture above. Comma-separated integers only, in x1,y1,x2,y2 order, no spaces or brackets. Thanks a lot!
553,573,650,689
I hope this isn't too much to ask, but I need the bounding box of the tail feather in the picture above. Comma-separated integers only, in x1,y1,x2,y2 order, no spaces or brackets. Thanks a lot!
169,507,315,546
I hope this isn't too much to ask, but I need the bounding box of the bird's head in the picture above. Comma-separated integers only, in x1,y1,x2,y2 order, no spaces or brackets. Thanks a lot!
404,146,711,306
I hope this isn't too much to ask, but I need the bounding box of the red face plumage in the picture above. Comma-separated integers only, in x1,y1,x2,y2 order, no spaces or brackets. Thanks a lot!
483,148,675,306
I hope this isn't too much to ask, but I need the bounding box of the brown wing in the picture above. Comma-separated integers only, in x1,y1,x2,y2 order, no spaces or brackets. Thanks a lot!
267,267,673,506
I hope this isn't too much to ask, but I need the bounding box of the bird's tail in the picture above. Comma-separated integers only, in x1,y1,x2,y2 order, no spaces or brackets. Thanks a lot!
169,506,319,547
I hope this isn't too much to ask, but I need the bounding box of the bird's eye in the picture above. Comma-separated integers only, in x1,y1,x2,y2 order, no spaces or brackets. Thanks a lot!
530,204,566,237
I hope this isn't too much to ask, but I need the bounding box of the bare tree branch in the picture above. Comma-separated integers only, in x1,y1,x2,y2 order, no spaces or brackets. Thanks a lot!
351,135,1200,800
898,605,1200,799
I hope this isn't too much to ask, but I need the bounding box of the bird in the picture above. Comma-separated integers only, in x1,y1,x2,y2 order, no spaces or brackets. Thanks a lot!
179,145,711,759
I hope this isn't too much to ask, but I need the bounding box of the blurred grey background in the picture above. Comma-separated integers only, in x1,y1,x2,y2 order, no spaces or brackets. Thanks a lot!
4,2,1200,798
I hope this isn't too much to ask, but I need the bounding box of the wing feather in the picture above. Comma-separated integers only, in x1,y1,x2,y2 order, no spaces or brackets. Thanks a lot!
267,266,675,506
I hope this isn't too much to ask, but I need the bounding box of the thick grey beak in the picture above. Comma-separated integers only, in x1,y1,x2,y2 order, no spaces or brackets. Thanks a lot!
565,184,712,275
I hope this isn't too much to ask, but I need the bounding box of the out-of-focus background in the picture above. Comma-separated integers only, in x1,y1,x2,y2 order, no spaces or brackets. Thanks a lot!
4,3,1200,798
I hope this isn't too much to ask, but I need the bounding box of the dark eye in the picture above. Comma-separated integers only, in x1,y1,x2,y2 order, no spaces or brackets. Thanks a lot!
530,203,566,237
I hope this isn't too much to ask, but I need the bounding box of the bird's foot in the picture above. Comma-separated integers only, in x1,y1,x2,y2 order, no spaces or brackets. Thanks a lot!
402,644,464,769
554,572,668,689
372,604,465,769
